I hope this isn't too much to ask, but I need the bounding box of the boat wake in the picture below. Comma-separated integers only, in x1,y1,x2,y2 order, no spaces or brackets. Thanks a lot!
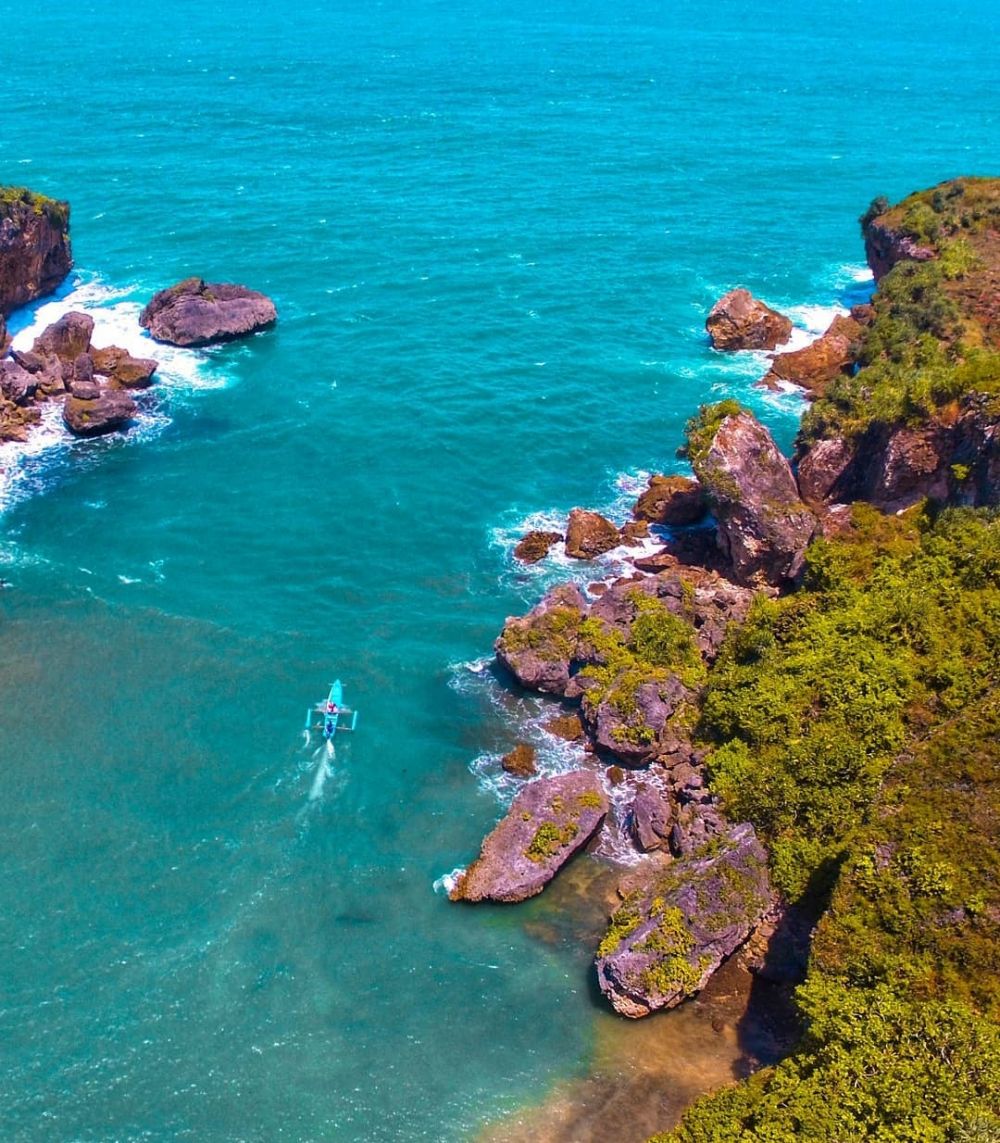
307,740,336,802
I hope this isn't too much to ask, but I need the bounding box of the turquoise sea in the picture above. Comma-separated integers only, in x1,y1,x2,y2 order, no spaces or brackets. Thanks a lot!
1,1,997,1139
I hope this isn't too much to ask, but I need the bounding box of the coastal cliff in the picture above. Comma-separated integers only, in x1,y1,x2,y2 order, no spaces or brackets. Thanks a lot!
0,187,72,320
455,177,1000,1140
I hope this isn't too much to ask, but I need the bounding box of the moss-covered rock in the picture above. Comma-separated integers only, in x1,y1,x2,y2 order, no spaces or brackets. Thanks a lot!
596,824,771,1017
449,770,609,903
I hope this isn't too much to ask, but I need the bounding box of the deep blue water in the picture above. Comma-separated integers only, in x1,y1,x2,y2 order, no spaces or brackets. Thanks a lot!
1,1,997,1139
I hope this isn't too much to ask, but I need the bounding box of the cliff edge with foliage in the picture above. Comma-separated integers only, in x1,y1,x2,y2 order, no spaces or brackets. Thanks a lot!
654,179,1000,1141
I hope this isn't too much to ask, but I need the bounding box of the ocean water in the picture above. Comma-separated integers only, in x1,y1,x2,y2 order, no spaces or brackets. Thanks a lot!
1,1,997,1139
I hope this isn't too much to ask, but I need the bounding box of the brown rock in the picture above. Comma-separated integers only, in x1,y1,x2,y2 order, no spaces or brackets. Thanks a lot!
706,289,793,351
544,713,585,742
449,771,608,903
495,582,588,696
633,474,706,526
91,345,158,389
796,437,857,504
691,409,815,586
564,508,620,559
501,743,538,778
32,311,93,361
0,189,72,316
62,388,137,437
619,520,649,546
140,277,276,347
629,789,673,852
760,314,862,398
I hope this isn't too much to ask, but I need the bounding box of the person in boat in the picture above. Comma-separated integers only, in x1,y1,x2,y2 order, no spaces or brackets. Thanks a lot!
327,700,338,714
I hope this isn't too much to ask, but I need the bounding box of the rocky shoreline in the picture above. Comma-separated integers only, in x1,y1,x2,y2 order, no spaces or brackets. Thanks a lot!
449,177,1000,1032
0,186,277,457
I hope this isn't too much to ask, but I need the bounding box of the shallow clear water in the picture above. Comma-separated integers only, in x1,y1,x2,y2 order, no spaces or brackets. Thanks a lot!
1,0,997,1138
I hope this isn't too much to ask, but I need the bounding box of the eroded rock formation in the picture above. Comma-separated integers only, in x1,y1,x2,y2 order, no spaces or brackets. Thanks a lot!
140,277,277,347
706,289,792,351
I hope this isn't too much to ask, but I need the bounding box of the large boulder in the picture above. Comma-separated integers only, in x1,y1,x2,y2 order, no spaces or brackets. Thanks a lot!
564,508,620,559
628,788,673,852
0,188,72,316
761,314,862,398
140,277,277,347
91,345,158,389
449,770,608,903
582,673,694,767
595,823,771,1017
32,311,93,362
632,474,706,526
62,387,137,437
690,407,815,586
706,289,792,351
513,530,562,564
495,582,587,696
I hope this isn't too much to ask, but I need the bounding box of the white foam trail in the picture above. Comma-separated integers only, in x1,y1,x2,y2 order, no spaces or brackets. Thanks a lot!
307,740,335,801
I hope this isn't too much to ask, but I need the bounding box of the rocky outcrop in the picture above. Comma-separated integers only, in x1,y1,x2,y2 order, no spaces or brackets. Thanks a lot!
706,289,792,351
863,213,936,282
140,277,277,347
514,530,562,563
62,387,137,437
632,474,706,526
564,508,620,559
797,395,1000,514
33,311,93,361
449,770,608,903
761,314,862,398
0,188,72,316
628,787,672,852
91,346,157,389
595,823,771,1017
495,582,588,696
692,409,815,586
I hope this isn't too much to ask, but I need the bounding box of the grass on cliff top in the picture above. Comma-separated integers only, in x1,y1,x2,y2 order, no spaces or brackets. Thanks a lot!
659,690,1000,1143
655,504,1000,1143
801,178,1000,446
679,399,744,468
0,185,69,230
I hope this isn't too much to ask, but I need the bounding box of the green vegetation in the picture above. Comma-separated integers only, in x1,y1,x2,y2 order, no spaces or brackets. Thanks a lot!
499,605,582,661
524,819,579,863
0,185,69,230
702,504,1000,900
578,592,704,747
680,399,744,467
801,178,1000,446
597,892,643,957
655,505,1000,1141
576,790,604,810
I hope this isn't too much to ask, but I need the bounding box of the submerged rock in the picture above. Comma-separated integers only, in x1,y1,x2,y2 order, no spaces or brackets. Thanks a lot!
706,289,792,351
501,743,538,778
140,277,277,347
449,771,608,903
595,823,771,1017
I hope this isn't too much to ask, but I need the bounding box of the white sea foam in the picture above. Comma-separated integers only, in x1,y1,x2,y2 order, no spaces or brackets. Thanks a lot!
432,867,464,896
0,273,229,515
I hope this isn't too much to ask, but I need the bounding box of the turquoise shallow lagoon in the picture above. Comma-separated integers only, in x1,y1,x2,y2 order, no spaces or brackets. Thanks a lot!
1,0,997,1138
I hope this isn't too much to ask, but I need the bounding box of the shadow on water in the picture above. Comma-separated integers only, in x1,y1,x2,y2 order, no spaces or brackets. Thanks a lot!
477,858,820,1143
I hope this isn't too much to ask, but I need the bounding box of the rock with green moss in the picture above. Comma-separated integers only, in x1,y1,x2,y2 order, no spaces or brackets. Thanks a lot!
688,404,815,586
0,186,72,317
596,823,771,1017
449,770,609,903
495,582,587,695
632,474,706,526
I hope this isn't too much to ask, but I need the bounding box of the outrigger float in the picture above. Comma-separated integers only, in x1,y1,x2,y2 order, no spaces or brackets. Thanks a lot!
305,679,358,742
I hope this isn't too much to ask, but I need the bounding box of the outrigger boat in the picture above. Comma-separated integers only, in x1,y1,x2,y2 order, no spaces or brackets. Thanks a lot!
305,679,358,742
